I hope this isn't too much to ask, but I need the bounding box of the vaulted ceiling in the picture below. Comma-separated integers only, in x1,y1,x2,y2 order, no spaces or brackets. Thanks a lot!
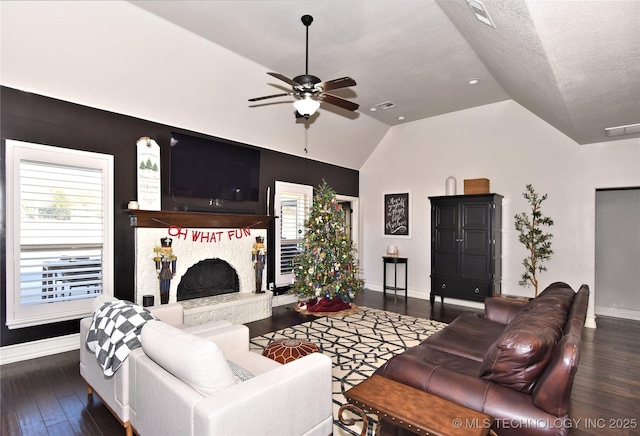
130,0,639,145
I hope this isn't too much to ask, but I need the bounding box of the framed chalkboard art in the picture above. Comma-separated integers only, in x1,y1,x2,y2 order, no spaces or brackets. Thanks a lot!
384,192,410,238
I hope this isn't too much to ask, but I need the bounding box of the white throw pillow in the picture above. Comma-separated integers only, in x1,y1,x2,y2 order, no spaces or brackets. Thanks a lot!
141,320,236,396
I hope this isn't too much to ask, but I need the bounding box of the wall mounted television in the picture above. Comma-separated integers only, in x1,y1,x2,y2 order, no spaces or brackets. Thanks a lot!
169,132,260,202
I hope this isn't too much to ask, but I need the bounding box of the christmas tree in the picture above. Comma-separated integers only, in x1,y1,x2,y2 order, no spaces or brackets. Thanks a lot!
292,180,363,312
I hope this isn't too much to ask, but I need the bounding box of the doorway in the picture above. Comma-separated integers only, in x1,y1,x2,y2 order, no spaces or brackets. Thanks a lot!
336,195,360,253
595,188,640,321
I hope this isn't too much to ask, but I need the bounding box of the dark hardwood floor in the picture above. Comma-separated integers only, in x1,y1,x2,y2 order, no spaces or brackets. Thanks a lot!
1,290,639,436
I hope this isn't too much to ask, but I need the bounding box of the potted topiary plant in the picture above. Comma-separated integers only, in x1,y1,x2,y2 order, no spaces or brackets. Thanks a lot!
514,184,554,297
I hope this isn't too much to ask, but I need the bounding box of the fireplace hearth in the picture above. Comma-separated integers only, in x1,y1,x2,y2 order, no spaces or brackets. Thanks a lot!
177,258,239,301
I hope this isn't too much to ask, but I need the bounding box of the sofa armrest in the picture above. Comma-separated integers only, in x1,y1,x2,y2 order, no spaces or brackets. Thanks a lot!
193,353,333,436
427,369,569,436
484,297,526,324
129,350,205,436
377,354,566,436
148,303,184,326
197,324,250,355
182,319,232,334
79,316,131,422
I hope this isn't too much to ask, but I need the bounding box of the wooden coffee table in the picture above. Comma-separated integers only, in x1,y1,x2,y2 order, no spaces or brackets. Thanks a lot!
339,375,493,436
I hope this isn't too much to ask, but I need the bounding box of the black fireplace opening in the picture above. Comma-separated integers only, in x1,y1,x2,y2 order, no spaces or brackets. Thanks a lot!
177,258,239,301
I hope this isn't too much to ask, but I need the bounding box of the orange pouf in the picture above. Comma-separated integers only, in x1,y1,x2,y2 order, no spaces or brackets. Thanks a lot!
262,338,320,364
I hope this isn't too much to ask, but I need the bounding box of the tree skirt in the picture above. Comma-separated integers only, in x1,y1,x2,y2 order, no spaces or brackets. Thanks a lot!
295,297,357,316
295,303,360,317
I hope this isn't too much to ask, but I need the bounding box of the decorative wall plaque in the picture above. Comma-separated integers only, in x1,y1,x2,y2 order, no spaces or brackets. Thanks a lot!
384,192,410,237
136,137,161,210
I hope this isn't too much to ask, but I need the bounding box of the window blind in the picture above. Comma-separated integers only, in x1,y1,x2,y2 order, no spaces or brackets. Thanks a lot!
18,161,104,305
274,181,312,287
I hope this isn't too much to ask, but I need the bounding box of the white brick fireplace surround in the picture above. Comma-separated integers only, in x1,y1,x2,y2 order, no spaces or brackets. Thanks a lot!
130,210,274,325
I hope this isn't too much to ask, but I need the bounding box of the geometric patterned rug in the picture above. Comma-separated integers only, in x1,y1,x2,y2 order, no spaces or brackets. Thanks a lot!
250,306,447,435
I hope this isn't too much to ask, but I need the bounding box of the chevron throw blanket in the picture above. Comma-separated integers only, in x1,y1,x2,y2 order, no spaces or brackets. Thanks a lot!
86,300,158,376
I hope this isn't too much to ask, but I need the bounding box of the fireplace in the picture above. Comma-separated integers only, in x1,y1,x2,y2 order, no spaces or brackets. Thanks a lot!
130,210,271,306
177,258,239,301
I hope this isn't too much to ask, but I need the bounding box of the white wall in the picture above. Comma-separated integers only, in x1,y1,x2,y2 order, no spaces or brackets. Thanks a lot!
360,100,640,328
0,1,388,170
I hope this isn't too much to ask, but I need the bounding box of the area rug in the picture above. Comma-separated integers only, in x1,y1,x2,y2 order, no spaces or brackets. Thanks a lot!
250,306,447,436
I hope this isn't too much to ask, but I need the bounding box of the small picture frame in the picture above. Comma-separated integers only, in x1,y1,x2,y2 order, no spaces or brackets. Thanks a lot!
383,192,410,238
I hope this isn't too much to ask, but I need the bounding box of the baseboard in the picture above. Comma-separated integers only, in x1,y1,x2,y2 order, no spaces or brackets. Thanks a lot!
365,283,460,308
364,283,438,303
0,333,80,365
272,293,298,307
595,305,640,322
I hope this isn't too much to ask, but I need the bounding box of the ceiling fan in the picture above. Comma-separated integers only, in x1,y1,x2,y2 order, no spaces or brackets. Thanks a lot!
248,15,359,119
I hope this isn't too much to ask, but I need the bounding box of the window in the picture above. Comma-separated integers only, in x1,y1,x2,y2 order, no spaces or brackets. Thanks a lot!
274,181,312,287
5,140,114,329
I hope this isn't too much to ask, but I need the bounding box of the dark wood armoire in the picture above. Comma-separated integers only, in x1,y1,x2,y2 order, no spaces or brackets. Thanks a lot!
429,194,502,306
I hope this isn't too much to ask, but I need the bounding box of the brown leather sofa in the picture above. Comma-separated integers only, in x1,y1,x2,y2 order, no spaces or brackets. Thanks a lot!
375,282,590,436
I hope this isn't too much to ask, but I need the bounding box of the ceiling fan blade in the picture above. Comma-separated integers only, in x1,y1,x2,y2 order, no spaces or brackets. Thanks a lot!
318,77,357,92
267,72,300,88
248,93,290,102
318,93,359,112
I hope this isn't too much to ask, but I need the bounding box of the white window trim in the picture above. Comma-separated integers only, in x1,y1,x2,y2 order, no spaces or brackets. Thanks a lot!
274,181,313,288
5,140,114,329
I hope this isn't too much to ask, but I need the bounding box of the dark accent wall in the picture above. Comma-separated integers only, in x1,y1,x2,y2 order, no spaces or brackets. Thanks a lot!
0,86,359,347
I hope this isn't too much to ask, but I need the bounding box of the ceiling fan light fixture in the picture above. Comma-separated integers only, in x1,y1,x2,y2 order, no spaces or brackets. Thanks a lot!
293,96,320,118
249,15,358,120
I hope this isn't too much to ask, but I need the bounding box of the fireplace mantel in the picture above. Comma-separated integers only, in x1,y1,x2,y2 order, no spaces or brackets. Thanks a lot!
126,210,273,229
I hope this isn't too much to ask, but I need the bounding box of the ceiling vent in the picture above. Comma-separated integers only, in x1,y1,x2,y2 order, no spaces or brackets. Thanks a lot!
467,0,496,29
605,123,640,137
371,101,396,111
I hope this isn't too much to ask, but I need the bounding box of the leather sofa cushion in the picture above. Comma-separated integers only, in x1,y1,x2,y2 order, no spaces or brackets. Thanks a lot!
538,281,576,297
518,283,575,315
141,320,236,396
375,347,482,392
479,301,566,394
402,346,482,377
479,321,557,393
422,313,505,362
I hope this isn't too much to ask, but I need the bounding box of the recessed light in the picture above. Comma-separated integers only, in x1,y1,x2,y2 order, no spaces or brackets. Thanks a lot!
369,107,377,112
468,78,479,85
398,116,405,122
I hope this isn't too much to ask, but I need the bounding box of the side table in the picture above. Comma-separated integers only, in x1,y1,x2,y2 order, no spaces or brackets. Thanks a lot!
382,256,408,299
339,375,493,436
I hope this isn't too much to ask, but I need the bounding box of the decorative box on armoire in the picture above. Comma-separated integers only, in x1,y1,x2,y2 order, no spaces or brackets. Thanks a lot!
429,194,502,307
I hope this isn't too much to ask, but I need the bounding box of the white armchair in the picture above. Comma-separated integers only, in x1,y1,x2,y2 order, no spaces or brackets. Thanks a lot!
79,296,231,436
128,321,333,436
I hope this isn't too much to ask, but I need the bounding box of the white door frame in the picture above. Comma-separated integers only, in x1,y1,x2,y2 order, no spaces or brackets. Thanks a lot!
336,195,360,276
